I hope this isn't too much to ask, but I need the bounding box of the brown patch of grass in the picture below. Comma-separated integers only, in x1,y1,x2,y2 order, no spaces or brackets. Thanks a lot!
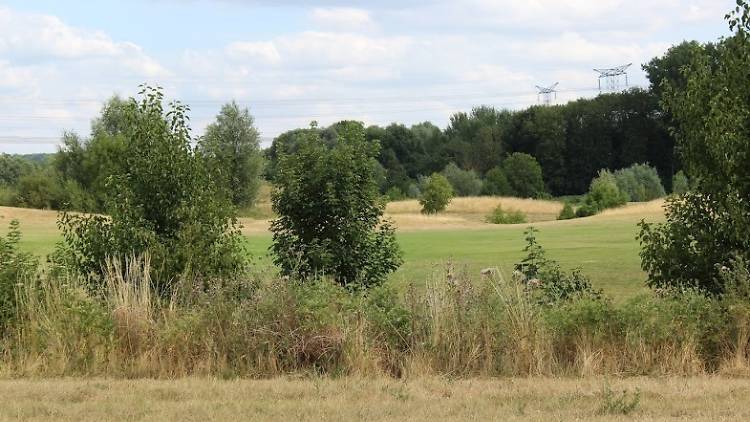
0,376,748,421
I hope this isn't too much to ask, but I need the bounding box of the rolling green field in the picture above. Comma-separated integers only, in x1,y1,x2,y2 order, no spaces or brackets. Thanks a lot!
2,200,662,300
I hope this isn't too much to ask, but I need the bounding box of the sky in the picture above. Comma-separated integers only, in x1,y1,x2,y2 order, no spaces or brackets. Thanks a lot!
0,0,734,153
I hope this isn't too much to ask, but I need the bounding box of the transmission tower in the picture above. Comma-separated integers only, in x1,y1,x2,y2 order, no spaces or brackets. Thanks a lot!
593,63,632,92
535,82,559,106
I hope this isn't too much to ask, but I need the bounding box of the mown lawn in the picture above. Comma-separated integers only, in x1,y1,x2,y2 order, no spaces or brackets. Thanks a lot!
244,214,649,300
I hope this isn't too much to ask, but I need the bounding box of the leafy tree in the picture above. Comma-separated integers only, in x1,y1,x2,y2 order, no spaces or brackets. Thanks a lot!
613,163,666,202
445,107,512,174
441,162,482,196
482,166,513,196
671,170,690,195
638,1,750,294
0,154,35,186
54,99,129,212
57,86,245,295
270,121,402,289
419,173,453,214
502,152,546,198
198,101,263,208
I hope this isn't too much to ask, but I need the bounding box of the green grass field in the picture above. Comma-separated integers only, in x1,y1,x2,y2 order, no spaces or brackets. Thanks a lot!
244,215,649,299
3,199,662,301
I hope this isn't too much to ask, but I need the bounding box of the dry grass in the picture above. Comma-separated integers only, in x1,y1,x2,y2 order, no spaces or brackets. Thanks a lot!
0,376,747,421
0,197,667,237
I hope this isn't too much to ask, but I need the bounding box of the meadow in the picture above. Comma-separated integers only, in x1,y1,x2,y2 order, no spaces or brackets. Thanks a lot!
1,377,748,421
1,196,664,300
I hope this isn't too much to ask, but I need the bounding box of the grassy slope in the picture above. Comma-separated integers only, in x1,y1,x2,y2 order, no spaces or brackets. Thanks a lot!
1,199,664,300
0,377,747,421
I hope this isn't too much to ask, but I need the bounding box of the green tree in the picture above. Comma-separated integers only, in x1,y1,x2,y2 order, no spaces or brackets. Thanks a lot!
441,162,482,196
638,1,750,293
502,153,546,198
671,170,690,195
57,86,245,295
199,101,263,208
270,122,402,289
482,166,513,196
420,173,454,214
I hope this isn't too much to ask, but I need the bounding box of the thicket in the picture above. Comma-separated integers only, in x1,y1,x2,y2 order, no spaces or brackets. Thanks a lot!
55,86,247,296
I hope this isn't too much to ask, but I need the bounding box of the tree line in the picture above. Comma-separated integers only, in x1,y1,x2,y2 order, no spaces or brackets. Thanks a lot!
0,35,717,214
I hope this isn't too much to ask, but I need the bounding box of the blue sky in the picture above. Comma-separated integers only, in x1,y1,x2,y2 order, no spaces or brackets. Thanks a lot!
0,0,734,153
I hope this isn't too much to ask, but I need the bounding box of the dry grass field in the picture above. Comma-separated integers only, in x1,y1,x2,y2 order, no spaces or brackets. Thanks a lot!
0,376,746,421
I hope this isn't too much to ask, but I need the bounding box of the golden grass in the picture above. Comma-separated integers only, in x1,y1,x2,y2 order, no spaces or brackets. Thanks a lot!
0,376,747,421
0,197,667,237
0,206,58,229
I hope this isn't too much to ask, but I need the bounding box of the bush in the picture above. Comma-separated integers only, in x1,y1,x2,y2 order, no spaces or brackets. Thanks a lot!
481,166,513,196
613,163,666,202
0,221,38,330
502,153,546,198
515,227,601,305
576,170,628,217
14,168,66,209
271,121,402,289
420,173,454,214
557,202,576,220
638,193,749,295
441,162,482,196
485,205,526,224
672,170,690,195
385,186,405,201
56,86,246,296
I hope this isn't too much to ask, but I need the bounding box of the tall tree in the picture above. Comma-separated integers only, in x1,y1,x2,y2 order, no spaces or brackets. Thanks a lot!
199,101,263,208
639,1,750,293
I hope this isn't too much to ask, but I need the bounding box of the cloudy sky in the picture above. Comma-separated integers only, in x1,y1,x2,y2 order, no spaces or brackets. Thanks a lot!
0,0,733,153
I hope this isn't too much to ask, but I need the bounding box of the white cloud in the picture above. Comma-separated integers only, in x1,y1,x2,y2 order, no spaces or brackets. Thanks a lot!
311,7,374,30
226,41,282,64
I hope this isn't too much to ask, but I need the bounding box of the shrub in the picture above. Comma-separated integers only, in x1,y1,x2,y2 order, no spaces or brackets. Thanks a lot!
385,186,405,201
271,121,402,289
14,168,66,209
0,220,38,330
485,205,526,224
557,202,576,220
613,163,666,202
481,166,513,196
638,193,748,294
576,170,628,216
419,173,454,214
671,170,690,195
502,153,546,198
515,227,601,305
56,86,246,296
441,162,482,196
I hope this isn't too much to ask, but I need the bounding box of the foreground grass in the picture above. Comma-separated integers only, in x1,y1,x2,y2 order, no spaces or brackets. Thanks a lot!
0,376,747,421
